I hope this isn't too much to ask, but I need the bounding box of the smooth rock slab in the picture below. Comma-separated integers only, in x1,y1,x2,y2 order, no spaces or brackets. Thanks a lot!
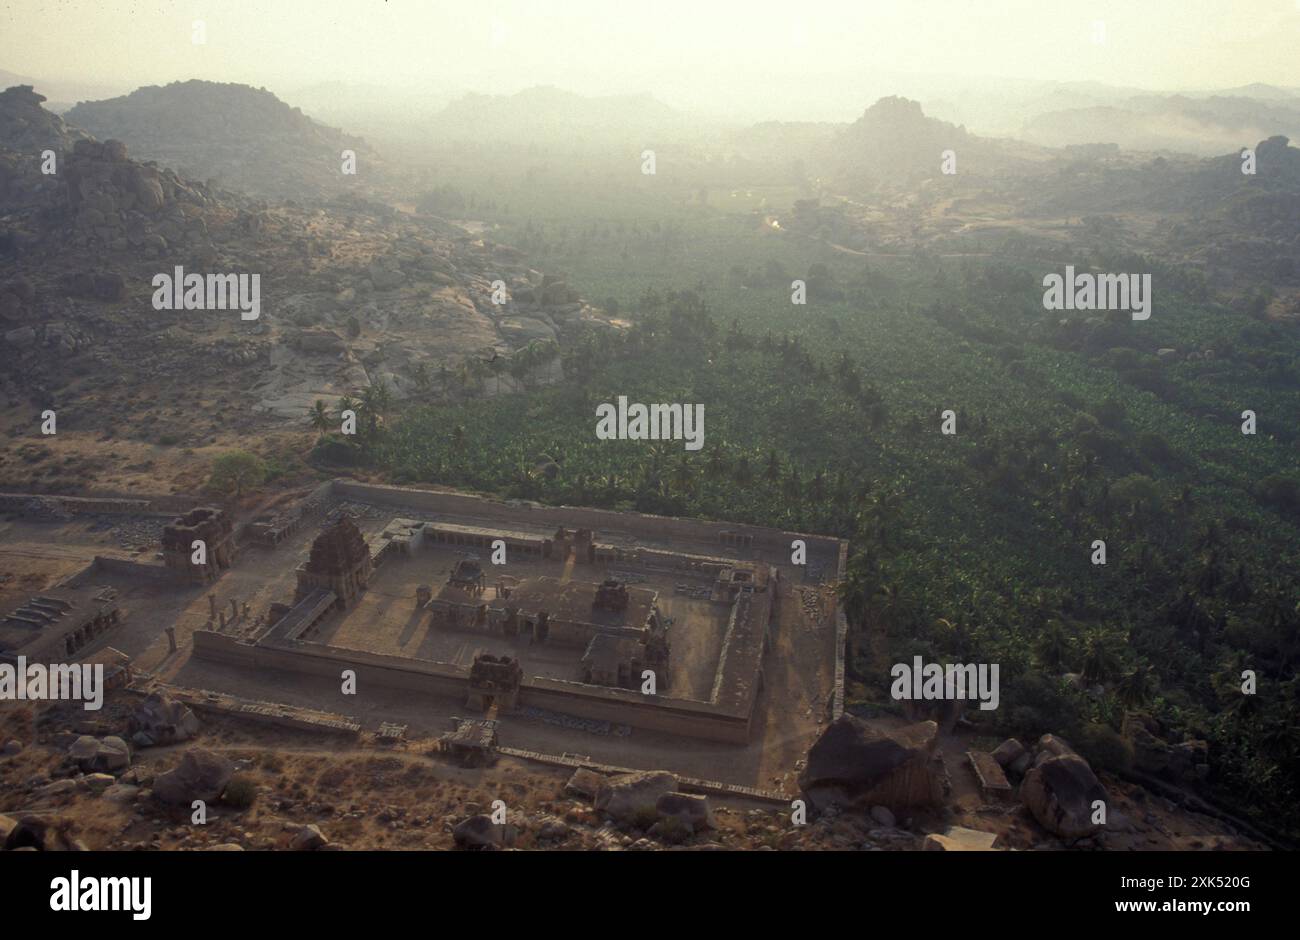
923,826,1001,851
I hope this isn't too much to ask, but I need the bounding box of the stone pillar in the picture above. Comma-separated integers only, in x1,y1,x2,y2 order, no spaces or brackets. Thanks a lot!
230,598,239,621
219,610,226,629
208,594,218,618
165,626,177,653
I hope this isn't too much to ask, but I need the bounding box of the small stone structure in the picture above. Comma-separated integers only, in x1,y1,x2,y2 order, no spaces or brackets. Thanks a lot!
546,526,595,563
448,558,485,595
161,507,236,583
0,587,121,662
83,646,133,689
438,718,499,767
377,722,407,744
967,749,1013,801
466,653,523,712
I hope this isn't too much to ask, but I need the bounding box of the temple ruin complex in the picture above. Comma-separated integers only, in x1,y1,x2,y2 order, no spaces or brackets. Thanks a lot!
0,478,846,786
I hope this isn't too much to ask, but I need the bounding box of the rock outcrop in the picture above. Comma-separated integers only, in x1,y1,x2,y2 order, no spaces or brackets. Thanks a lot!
593,770,678,823
128,690,202,747
67,735,131,774
452,814,517,849
1021,735,1109,842
798,717,943,812
153,748,234,805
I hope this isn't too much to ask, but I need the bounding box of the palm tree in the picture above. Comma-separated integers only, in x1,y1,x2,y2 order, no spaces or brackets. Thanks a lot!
1037,619,1072,673
1117,663,1155,710
1081,631,1122,685
358,383,389,438
308,400,331,441
671,458,694,498
704,447,726,483
782,468,801,501
837,551,879,675
1224,564,1252,604
873,581,905,637
732,456,753,486
763,451,781,483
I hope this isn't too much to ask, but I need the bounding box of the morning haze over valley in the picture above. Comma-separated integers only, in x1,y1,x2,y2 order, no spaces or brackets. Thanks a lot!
0,1,1296,914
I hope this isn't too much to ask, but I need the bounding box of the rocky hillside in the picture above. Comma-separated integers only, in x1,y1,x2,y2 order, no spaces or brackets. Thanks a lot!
0,84,89,153
837,97,1038,187
0,87,619,492
65,80,377,201
0,689,1266,852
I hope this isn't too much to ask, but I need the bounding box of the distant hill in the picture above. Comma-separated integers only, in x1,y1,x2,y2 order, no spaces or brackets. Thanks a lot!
65,80,375,200
827,96,1037,187
287,80,462,143
430,85,689,147
1023,94,1300,156
0,68,131,113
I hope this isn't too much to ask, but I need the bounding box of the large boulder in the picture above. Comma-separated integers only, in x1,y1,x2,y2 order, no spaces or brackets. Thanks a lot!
1033,733,1080,767
594,771,678,823
289,824,328,851
1170,740,1209,781
289,328,348,356
152,748,234,805
992,737,1032,779
655,792,715,833
452,814,516,849
922,826,1001,851
1021,754,1108,841
367,261,405,291
1122,713,1172,775
564,767,605,801
798,717,942,813
498,316,557,346
67,735,131,773
3,813,82,851
992,738,1025,768
128,691,201,746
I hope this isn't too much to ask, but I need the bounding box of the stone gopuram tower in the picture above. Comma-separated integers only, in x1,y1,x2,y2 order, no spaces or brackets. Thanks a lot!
161,507,236,583
466,653,523,713
295,514,373,609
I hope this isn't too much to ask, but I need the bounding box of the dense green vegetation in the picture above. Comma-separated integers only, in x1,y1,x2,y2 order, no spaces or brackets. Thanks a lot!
319,171,1300,840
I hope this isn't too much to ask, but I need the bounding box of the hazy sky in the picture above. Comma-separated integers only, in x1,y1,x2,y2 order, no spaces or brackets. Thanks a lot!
3,0,1299,118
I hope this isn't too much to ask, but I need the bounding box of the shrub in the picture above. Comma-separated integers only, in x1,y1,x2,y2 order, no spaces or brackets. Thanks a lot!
222,774,259,809
1075,723,1133,774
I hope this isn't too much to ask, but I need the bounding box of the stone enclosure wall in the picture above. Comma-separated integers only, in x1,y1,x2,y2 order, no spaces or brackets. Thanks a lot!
192,629,755,743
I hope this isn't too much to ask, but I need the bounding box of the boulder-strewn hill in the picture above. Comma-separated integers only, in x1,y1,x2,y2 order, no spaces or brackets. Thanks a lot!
65,80,376,201
0,87,620,491
0,85,90,153
0,85,92,214
829,96,1038,186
